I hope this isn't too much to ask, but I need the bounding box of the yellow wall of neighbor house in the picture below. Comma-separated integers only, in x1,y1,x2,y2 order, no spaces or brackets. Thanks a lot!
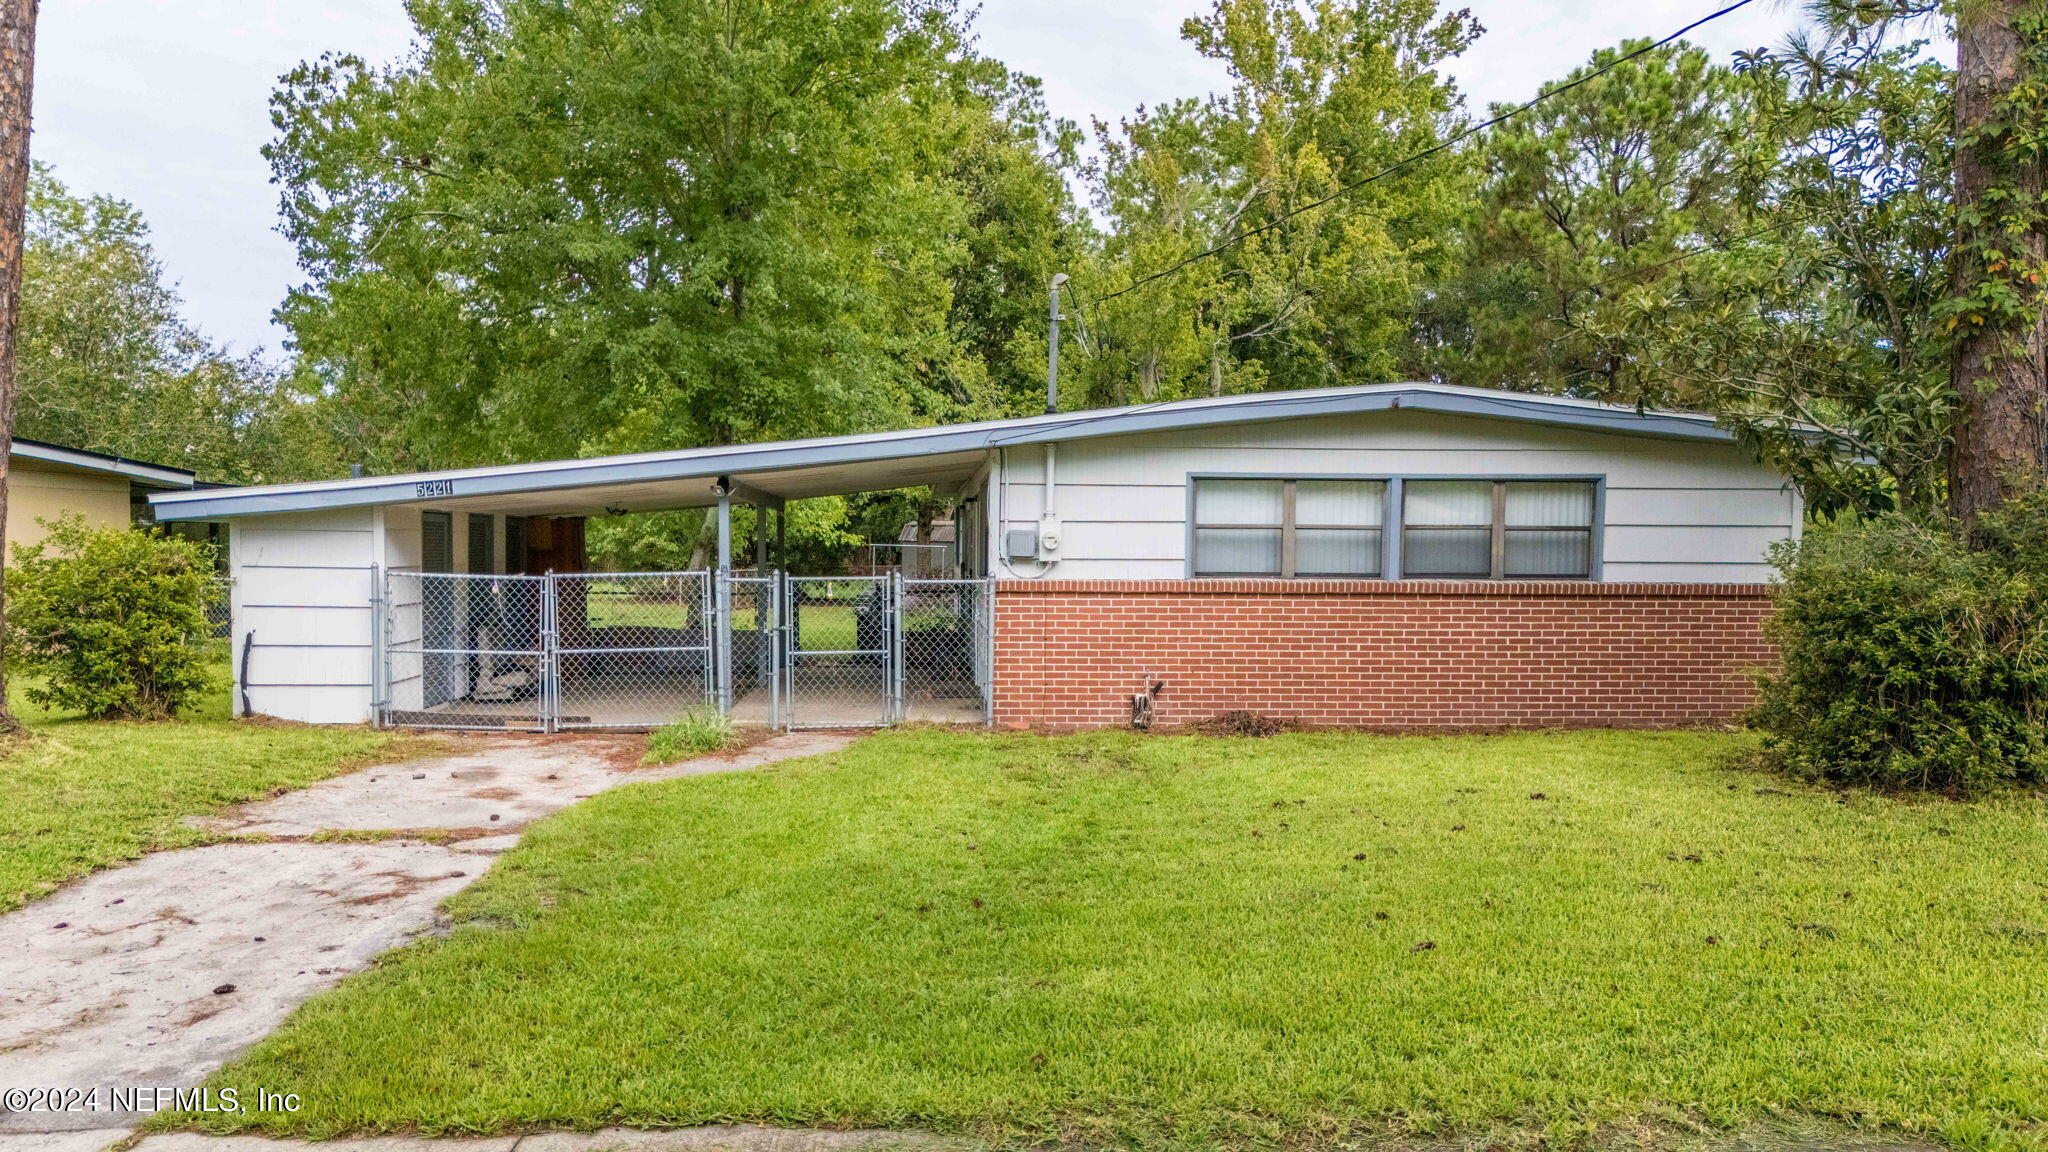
4,461,134,556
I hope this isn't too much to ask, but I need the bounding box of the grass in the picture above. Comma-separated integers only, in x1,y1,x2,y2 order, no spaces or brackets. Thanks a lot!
581,586,863,652
181,729,2048,1149
642,708,737,764
732,601,861,651
0,660,410,912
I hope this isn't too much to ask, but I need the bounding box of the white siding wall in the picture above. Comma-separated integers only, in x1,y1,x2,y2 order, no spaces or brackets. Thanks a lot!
228,504,513,724
230,508,380,724
988,409,1798,582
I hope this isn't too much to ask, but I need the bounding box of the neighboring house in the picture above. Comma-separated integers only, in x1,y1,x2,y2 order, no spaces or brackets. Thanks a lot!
148,382,1796,731
7,438,195,555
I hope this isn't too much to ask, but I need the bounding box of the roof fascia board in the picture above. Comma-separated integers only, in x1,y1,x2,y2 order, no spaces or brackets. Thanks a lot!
150,433,1006,520
985,389,1731,448
13,440,195,488
149,386,1740,522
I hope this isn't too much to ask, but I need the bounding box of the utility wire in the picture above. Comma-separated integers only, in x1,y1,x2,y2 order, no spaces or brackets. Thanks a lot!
1060,280,1096,356
1085,0,1761,308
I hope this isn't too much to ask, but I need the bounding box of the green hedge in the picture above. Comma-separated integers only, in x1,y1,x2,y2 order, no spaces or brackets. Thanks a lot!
1754,507,2048,792
5,515,215,720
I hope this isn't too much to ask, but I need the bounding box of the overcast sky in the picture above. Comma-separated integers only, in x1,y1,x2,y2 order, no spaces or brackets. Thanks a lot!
33,0,1832,358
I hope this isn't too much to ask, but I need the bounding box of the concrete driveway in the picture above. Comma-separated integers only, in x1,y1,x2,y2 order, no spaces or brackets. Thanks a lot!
0,730,859,1143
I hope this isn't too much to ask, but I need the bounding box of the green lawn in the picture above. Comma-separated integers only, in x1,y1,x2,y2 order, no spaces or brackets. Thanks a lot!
584,585,864,651
0,662,409,912
182,729,2048,1149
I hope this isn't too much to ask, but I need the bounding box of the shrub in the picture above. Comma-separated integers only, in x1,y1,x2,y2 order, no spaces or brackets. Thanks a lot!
5,516,215,720
1753,514,2048,792
643,708,736,764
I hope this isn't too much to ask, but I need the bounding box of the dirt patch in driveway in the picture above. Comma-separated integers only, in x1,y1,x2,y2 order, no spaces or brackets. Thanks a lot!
193,731,854,838
0,841,478,1133
0,731,861,1138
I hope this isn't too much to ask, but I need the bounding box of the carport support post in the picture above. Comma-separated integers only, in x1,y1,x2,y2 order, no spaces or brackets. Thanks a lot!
715,483,733,712
715,486,732,574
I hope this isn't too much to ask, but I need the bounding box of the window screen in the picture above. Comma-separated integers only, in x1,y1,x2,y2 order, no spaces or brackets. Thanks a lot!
421,512,453,573
1401,480,1493,578
1401,480,1595,579
1193,479,1283,576
1294,480,1383,576
1192,478,1385,578
503,516,527,576
1504,481,1595,577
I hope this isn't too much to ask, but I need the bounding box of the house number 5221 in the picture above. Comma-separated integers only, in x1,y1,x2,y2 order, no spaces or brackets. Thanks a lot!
415,479,455,498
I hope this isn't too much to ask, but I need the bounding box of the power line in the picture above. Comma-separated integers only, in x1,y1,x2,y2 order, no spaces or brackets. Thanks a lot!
1085,0,1761,308
1059,279,1095,356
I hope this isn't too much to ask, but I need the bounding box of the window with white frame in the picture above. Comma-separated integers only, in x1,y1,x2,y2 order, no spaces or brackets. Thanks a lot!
1191,478,1385,578
1401,479,1596,579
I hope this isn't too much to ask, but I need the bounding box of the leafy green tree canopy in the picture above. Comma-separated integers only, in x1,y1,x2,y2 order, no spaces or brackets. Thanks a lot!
1430,39,1753,399
1072,0,1476,407
270,0,1078,472
18,166,305,483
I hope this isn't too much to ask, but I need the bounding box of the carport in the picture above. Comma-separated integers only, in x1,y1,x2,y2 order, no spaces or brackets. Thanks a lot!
149,421,1013,731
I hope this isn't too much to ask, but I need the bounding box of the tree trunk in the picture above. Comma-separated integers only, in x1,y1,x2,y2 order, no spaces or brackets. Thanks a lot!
0,0,35,733
1949,0,2048,532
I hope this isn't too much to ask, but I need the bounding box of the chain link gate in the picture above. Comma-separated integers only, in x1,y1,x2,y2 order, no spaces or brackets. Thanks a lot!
723,573,782,726
381,571,548,730
379,569,991,731
780,575,894,728
551,572,714,729
897,578,991,725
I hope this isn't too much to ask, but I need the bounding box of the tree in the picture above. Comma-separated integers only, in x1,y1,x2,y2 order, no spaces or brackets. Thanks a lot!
0,0,34,734
1797,0,2048,530
1944,0,2048,530
1430,24,1963,518
13,166,313,484
1428,40,1754,400
1074,0,1477,407
1601,36,1957,515
269,0,1077,474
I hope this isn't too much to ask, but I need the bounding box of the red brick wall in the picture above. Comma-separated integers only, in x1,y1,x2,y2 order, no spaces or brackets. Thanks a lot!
991,579,1777,731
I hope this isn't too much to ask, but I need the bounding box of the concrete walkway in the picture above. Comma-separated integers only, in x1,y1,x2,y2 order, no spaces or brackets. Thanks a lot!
0,731,859,1147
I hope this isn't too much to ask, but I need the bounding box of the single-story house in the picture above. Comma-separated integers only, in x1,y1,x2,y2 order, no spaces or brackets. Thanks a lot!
8,438,195,554
147,382,1795,732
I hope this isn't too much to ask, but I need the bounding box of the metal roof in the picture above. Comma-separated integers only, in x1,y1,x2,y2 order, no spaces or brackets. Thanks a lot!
147,382,1746,522
13,438,194,489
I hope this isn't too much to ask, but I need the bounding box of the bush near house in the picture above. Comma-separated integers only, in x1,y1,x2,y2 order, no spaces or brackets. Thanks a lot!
1754,505,2048,792
5,515,214,720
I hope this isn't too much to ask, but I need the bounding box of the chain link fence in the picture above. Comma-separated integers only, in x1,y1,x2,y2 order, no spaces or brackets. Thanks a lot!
376,569,990,731
552,572,713,730
204,577,233,640
782,575,892,728
380,571,547,730
723,574,780,724
898,578,990,724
